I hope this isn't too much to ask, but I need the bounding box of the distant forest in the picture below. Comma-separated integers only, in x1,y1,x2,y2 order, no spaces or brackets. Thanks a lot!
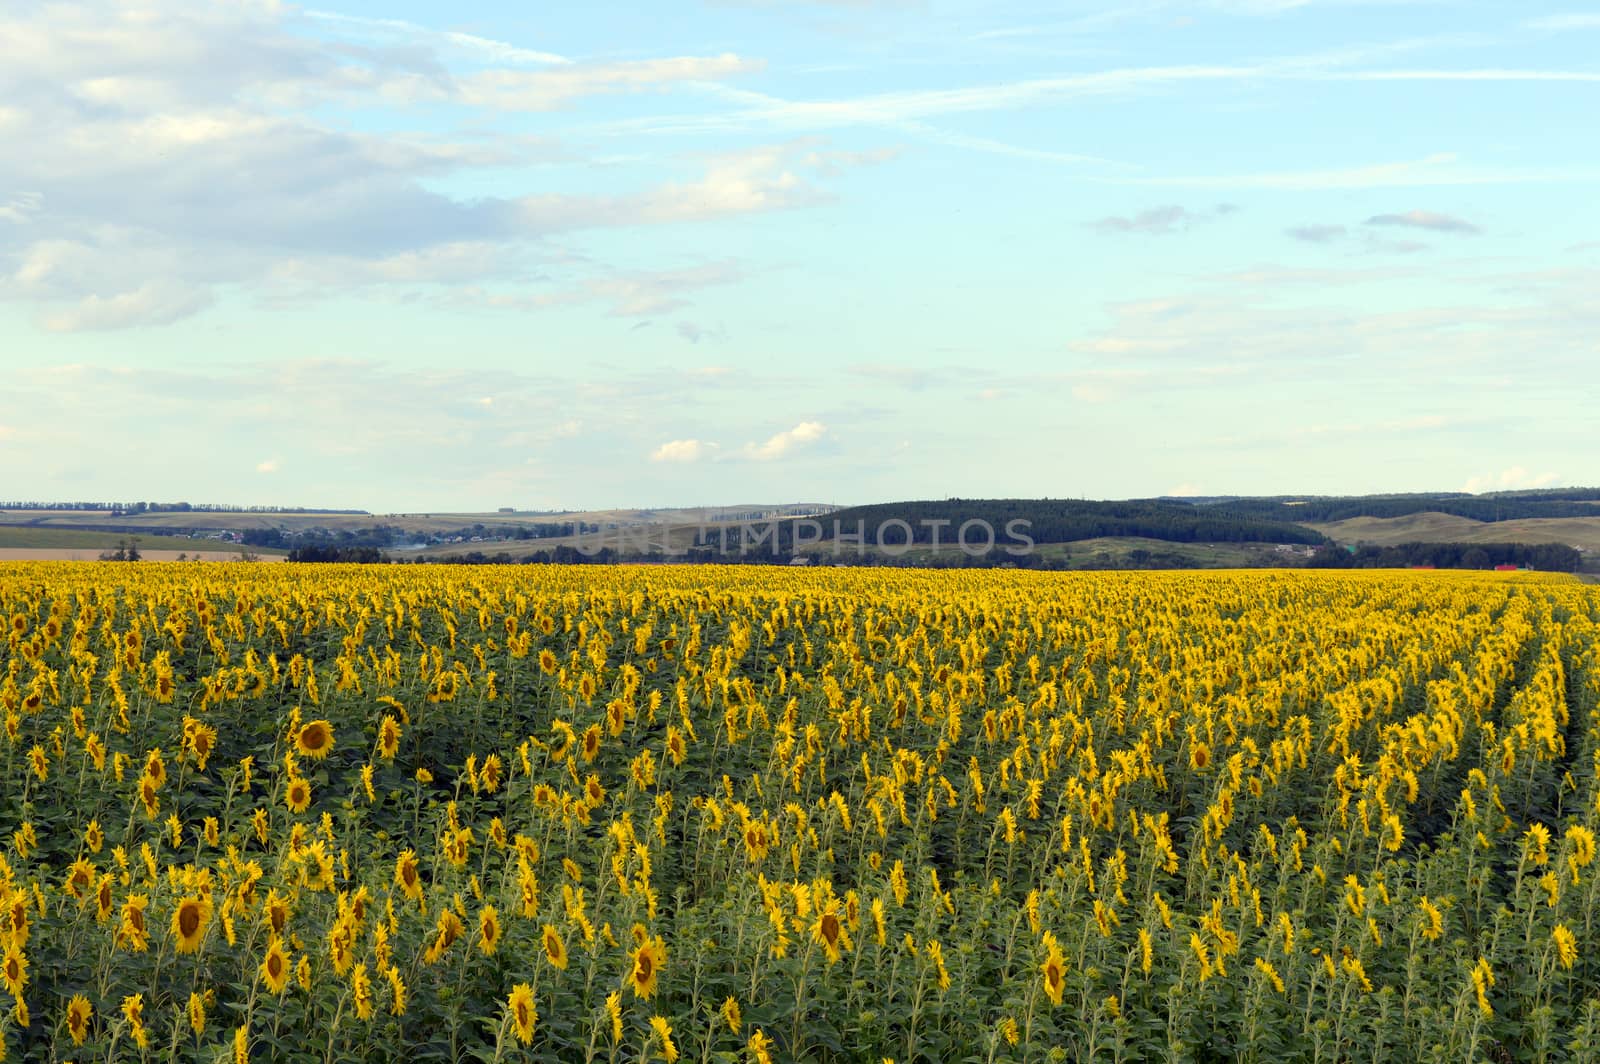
0,501,366,514
1194,488,1600,524
806,499,1327,547
1307,542,1583,572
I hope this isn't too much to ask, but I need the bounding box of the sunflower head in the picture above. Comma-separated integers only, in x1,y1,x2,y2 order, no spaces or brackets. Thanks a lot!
628,937,665,1000
508,983,537,1046
477,906,501,956
285,777,312,814
542,924,569,970
378,716,402,760
67,994,92,1045
295,720,335,760
172,895,212,954
262,937,291,994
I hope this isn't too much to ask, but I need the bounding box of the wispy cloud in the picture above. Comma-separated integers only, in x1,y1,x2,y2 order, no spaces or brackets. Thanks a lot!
299,10,575,65
600,53,1600,145
1092,203,1236,234
459,55,764,111
1142,153,1600,190
1524,13,1600,30
1286,224,1347,243
1366,209,1480,233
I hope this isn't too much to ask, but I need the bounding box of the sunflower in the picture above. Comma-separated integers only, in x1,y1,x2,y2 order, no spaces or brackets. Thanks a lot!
721,996,742,1033
538,648,558,674
66,994,92,1046
604,991,623,1042
581,725,602,763
748,1030,776,1064
96,875,115,921
191,723,216,768
424,910,465,965
1554,924,1579,970
352,963,374,1020
813,903,852,965
542,923,568,970
188,990,206,1035
477,906,501,956
508,983,537,1046
121,993,150,1049
479,754,503,794
285,777,312,814
117,894,150,952
394,850,422,901
627,935,666,1000
295,720,335,760
386,965,407,1015
377,716,402,760
144,749,166,789
261,937,291,994
64,858,96,901
743,821,771,863
1040,934,1067,1006
650,1015,679,1062
172,894,213,954
139,774,161,819
1189,741,1212,772
263,890,291,935
1,943,26,996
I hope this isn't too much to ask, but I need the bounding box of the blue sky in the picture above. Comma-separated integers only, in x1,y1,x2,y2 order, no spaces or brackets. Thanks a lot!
2,0,1596,512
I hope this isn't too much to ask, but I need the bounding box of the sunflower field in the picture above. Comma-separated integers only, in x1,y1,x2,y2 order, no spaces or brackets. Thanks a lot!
3,562,1600,1062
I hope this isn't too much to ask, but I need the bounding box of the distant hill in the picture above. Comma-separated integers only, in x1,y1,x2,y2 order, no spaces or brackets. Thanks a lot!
785,498,1327,548
1309,512,1600,552
1181,488,1600,524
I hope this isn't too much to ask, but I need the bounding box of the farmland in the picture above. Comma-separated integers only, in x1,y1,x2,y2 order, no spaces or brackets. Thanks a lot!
2,563,1599,1061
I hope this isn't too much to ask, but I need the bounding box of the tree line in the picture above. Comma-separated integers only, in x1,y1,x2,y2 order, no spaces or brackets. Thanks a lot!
805,499,1326,547
0,501,365,514
1305,542,1583,572
1211,490,1600,524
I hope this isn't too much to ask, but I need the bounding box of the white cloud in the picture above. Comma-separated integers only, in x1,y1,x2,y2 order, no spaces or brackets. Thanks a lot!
651,439,716,463
1463,467,1561,494
256,458,280,473
0,2,801,330
746,421,827,460
0,192,40,223
42,280,214,332
1071,383,1115,403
